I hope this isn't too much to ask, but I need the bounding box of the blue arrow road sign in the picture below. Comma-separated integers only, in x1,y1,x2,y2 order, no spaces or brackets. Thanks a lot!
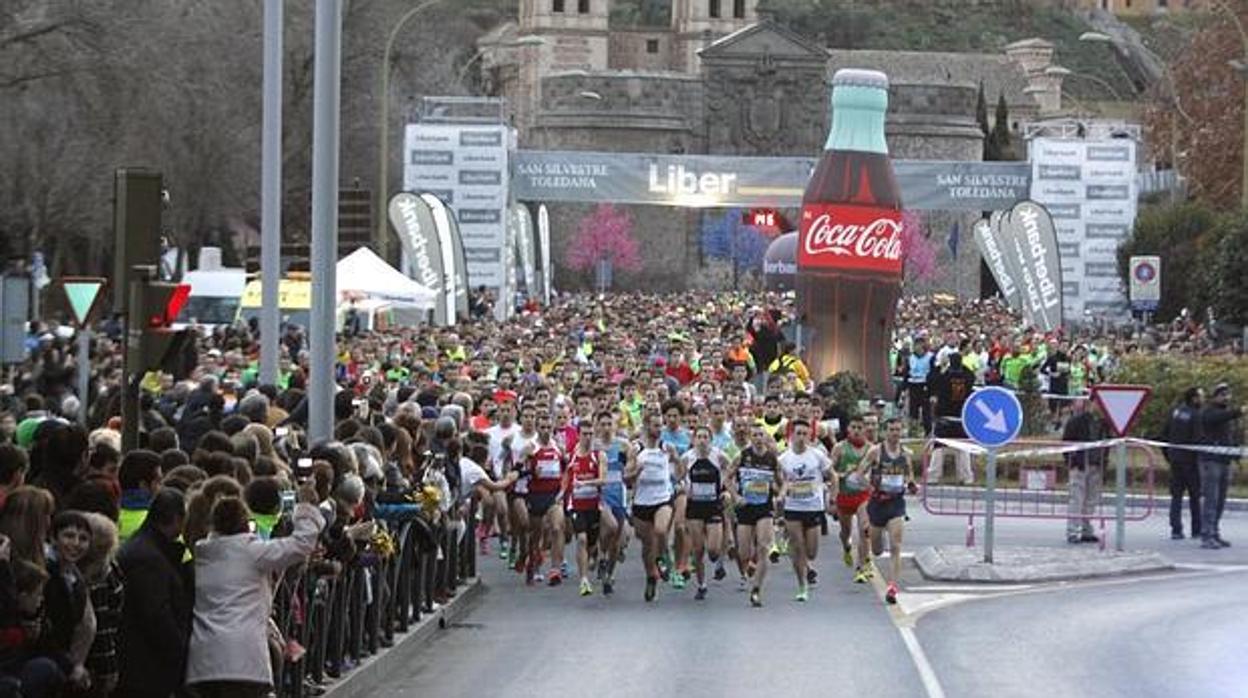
961,386,1023,448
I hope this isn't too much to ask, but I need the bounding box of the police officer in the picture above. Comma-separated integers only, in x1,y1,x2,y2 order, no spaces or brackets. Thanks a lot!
1198,383,1242,550
1163,387,1202,540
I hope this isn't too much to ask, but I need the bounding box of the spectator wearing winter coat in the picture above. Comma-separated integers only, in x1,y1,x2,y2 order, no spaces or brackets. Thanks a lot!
1197,383,1243,549
1163,387,1203,539
185,486,323,698
114,489,191,698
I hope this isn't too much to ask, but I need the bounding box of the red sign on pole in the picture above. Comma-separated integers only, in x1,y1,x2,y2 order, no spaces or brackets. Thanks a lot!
1090,384,1152,437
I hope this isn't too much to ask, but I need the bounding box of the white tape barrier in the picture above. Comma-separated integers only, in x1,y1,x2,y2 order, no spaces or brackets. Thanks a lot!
928,437,1248,460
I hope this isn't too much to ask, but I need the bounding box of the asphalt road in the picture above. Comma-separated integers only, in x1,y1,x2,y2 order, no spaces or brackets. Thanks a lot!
376,544,928,698
916,568,1248,698
375,507,1248,698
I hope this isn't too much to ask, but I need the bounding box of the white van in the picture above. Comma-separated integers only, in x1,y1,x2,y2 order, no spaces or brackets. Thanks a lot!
174,248,246,331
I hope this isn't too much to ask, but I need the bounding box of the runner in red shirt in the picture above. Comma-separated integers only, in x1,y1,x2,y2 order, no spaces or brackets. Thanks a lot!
521,413,567,586
564,436,608,596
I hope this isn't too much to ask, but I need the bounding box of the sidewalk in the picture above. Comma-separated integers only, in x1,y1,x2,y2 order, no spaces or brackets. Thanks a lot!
922,483,1248,513
905,508,1248,571
323,576,482,698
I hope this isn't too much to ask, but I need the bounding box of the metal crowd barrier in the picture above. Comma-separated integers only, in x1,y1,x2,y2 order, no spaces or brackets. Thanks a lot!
919,438,1159,550
270,502,477,697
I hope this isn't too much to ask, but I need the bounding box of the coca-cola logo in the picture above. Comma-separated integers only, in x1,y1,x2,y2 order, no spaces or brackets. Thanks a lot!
798,205,904,275
803,214,902,260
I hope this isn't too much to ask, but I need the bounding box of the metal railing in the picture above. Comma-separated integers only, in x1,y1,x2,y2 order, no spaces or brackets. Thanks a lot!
269,503,477,697
920,438,1159,551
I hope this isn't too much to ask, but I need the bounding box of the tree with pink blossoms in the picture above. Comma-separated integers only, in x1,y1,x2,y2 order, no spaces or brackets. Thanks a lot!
564,204,642,290
900,210,939,283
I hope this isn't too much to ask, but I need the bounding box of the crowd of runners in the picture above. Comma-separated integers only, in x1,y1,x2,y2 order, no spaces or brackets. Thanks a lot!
0,287,1241,696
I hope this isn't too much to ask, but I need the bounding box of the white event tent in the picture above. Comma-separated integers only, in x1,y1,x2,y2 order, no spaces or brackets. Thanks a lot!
337,247,436,310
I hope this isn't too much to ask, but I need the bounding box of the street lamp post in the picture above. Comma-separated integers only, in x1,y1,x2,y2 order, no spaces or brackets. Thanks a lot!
1079,31,1192,125
375,0,445,263
1045,66,1124,102
454,36,545,91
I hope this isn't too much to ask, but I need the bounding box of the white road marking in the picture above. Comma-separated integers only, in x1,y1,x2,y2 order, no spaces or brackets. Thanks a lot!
898,626,947,698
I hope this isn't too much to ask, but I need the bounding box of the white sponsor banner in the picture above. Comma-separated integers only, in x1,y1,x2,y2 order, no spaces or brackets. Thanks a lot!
405,124,510,314
1029,137,1137,320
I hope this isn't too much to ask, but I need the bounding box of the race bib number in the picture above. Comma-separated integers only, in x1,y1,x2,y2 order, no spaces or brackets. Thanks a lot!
640,467,668,486
573,482,597,500
880,474,905,494
790,481,817,500
743,476,770,505
689,482,717,501
537,459,561,479
842,473,867,494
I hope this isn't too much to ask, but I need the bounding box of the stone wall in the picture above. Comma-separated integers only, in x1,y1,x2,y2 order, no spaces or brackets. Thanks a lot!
880,83,986,300
609,29,675,71
531,72,705,292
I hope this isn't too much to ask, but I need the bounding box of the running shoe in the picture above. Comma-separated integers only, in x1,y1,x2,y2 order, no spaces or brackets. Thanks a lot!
596,558,608,581
657,557,671,582
579,578,593,597
749,587,762,608
767,545,781,564
671,573,686,590
645,576,657,602
776,537,790,557
603,579,614,596
842,545,854,568
500,539,510,561
694,586,708,601
853,567,869,584
795,588,809,603
513,552,526,574
1215,536,1232,548
547,569,563,587
561,561,570,578
806,568,818,586
885,582,898,605
713,560,727,581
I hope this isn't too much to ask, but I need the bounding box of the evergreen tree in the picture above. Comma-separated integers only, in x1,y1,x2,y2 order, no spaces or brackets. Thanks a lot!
976,82,990,138
990,92,1013,160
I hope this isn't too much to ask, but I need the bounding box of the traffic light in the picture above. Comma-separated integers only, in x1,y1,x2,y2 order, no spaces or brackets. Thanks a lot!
112,169,164,313
127,274,196,379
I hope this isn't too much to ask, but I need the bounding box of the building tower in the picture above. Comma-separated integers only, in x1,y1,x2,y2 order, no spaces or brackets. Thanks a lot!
671,0,758,74
504,0,610,139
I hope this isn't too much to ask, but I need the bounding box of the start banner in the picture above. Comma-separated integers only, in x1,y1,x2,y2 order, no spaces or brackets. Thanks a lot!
508,150,1032,212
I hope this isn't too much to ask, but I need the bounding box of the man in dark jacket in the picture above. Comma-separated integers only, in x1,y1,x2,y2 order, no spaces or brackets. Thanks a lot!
1063,399,1109,544
1197,383,1242,549
1163,387,1203,540
115,489,192,698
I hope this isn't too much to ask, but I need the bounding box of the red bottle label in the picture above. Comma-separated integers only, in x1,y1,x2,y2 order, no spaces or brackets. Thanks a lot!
798,204,904,276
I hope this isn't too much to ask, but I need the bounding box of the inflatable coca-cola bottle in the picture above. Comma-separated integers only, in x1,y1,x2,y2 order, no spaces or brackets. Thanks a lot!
797,68,903,394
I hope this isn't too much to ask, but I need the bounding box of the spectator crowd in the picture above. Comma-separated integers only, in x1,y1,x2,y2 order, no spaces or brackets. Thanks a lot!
0,290,1240,696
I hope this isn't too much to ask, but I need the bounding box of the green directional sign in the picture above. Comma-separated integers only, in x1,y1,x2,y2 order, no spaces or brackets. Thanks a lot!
58,277,108,327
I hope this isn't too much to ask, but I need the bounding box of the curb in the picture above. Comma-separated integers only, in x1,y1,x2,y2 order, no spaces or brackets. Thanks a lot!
914,545,1175,584
321,577,483,698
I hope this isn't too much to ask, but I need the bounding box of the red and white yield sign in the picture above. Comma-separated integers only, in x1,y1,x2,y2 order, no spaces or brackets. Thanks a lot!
1091,384,1152,437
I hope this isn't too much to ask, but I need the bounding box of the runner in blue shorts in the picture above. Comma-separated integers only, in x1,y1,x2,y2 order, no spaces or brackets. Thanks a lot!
592,411,631,595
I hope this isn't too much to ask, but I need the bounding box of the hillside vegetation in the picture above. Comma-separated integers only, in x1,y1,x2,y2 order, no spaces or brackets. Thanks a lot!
610,0,1135,100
